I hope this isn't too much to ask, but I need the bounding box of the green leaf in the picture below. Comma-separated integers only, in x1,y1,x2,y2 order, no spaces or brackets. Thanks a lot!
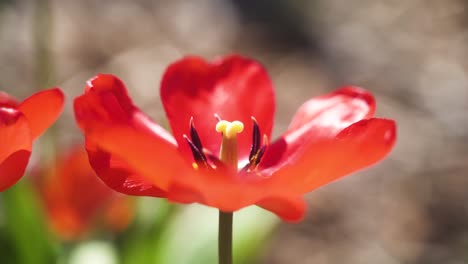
119,198,179,264
1,181,58,264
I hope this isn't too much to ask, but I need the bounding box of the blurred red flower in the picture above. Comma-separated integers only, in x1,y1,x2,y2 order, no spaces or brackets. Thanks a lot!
0,89,64,191
33,145,134,240
74,54,396,222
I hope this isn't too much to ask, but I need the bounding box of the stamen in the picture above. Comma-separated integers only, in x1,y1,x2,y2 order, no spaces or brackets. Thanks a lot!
245,118,269,170
189,117,203,150
184,135,207,165
253,146,266,165
187,117,269,173
249,117,261,161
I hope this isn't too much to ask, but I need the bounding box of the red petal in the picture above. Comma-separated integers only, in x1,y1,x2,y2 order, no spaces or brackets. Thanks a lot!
256,195,307,223
74,74,135,129
74,74,177,195
0,150,31,191
84,124,193,192
0,108,32,191
271,118,396,193
86,140,168,197
74,74,175,144
18,88,64,140
160,55,275,161
261,86,376,169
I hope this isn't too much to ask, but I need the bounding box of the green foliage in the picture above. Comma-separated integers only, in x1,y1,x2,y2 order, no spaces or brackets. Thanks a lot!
0,181,57,264
152,204,278,264
0,185,279,264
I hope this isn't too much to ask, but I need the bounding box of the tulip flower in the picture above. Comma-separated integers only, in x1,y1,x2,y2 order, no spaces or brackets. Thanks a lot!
32,145,134,240
74,55,396,222
75,55,396,263
0,89,64,191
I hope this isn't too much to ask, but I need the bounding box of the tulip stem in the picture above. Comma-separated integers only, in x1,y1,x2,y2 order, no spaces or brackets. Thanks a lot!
216,119,242,264
218,211,233,264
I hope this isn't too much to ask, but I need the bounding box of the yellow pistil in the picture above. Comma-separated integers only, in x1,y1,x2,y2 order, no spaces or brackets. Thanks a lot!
216,120,244,139
216,120,244,171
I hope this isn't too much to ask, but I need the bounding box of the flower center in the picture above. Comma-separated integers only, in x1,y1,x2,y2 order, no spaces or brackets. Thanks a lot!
184,116,267,173
216,120,244,171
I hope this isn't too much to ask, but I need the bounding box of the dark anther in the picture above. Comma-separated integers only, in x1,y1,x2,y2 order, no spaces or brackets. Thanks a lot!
190,117,203,151
245,117,268,172
249,117,261,161
184,135,207,165
253,146,266,165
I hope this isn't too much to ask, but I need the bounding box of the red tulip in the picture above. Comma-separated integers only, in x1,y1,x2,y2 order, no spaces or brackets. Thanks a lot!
74,55,396,222
32,145,134,240
0,89,64,191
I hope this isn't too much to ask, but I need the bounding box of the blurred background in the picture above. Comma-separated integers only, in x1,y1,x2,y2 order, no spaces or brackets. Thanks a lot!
0,0,467,263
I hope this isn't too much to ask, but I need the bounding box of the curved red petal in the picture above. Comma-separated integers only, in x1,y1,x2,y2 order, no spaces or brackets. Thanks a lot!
288,86,375,132
84,123,190,192
160,55,275,161
256,195,307,223
74,74,178,195
74,74,175,144
18,88,64,140
0,150,31,191
261,86,376,169
271,118,396,194
74,74,136,129
86,140,168,197
0,109,32,191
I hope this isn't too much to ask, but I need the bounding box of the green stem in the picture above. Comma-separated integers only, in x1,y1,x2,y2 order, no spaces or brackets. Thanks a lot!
216,120,242,264
218,211,233,264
